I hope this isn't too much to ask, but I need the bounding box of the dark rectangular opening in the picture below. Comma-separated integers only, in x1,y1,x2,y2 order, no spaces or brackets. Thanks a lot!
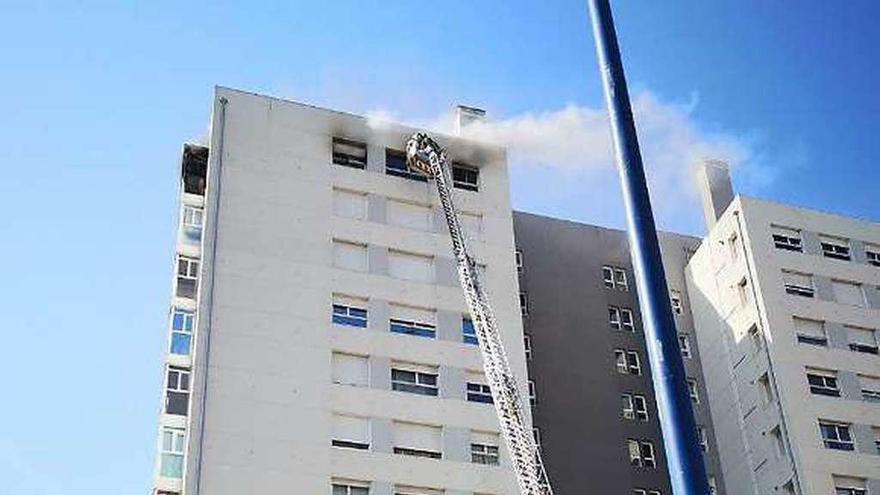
182,144,208,196
452,162,479,191
332,138,367,169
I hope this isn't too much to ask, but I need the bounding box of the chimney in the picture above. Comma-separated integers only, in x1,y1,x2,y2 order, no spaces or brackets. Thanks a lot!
455,105,486,136
695,159,734,230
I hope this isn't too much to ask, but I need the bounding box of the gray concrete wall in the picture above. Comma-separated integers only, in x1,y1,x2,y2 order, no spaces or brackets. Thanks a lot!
513,212,725,495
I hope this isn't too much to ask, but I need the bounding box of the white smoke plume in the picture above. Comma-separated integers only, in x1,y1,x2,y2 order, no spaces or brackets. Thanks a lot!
368,90,769,233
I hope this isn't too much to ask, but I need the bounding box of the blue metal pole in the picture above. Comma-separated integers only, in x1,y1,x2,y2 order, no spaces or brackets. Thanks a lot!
586,1,710,494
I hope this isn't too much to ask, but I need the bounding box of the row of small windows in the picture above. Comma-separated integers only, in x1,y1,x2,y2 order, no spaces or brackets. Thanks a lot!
772,225,880,267
330,414,501,467
805,368,880,403
791,314,879,355
781,269,878,310
331,137,480,192
332,301,478,345
331,353,537,409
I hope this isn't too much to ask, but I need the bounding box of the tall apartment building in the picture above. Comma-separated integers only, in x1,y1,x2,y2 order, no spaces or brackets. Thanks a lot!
512,212,726,495
686,165,880,495
152,87,530,495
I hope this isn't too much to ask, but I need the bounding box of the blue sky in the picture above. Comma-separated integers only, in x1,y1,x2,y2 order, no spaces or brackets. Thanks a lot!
0,1,877,493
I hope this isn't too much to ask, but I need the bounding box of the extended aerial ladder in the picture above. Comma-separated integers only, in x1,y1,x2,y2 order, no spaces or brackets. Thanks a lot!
405,133,554,495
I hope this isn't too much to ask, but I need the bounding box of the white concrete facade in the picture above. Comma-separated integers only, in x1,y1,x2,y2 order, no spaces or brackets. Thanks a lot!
687,196,880,495
153,87,528,495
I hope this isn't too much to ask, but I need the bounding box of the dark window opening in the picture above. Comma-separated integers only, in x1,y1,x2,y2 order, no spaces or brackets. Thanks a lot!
385,148,427,182
452,162,479,191
332,138,367,169
182,144,208,196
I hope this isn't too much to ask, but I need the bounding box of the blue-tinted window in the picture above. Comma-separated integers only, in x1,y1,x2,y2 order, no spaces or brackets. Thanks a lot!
170,309,194,355
390,318,436,338
462,318,478,345
332,304,368,327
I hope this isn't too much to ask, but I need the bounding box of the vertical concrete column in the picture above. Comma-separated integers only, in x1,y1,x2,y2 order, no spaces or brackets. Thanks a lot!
801,231,822,256
370,356,391,391
439,365,465,400
852,423,876,455
813,276,835,302
434,257,459,287
370,417,393,454
826,322,850,350
864,285,880,310
366,145,384,173
436,310,461,343
368,299,389,335
850,239,868,263
368,245,388,276
367,194,386,223
838,371,862,401
442,426,471,462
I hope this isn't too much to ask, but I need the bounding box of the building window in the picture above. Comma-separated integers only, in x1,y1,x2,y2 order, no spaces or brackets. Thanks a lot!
835,483,867,495
532,427,542,452
332,304,368,328
678,334,692,359
159,427,186,478
687,379,700,404
332,138,367,169
182,144,207,195
670,291,683,315
332,353,369,387
846,326,878,354
866,247,880,267
333,483,370,495
515,249,524,273
462,318,478,345
332,414,370,450
737,278,750,306
466,382,493,404
452,162,479,191
772,226,802,252
609,306,621,330
819,421,854,451
728,232,740,261
390,318,436,338
389,304,436,338
698,427,709,452
386,148,428,182
859,375,880,402
528,380,537,406
333,188,368,220
821,237,851,261
524,335,532,360
170,309,194,355
622,393,648,421
175,255,199,299
609,307,635,332
388,250,434,282
165,366,190,416
615,349,642,375
603,265,629,290
770,426,786,458
614,349,642,375
387,199,433,231
807,370,840,397
749,324,763,352
470,442,500,465
633,490,661,495
627,439,656,468
832,280,865,307
181,205,204,243
794,317,827,346
333,240,368,272
392,422,442,459
519,292,528,316
758,373,773,405
391,367,438,396
782,271,814,298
